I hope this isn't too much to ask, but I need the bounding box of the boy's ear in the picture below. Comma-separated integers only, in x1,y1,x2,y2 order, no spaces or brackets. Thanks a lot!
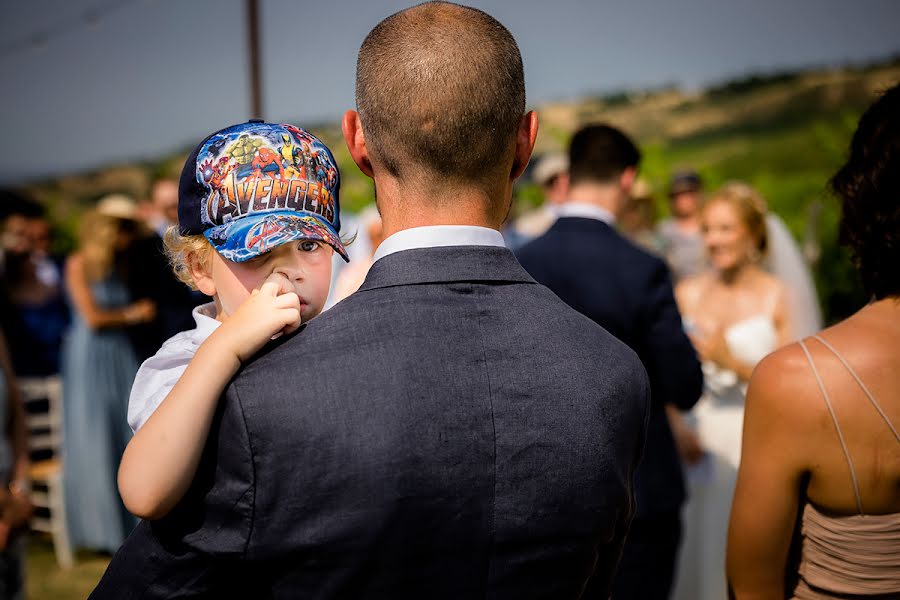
188,252,216,297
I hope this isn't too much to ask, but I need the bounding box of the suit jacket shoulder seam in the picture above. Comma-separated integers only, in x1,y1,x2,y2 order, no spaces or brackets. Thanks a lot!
231,381,256,558
473,290,499,589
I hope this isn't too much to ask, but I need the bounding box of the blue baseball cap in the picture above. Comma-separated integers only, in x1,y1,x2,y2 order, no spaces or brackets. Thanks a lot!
178,120,348,262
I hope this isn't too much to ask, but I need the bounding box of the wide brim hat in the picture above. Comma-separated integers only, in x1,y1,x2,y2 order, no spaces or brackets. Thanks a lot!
532,153,568,187
178,120,348,262
96,194,139,221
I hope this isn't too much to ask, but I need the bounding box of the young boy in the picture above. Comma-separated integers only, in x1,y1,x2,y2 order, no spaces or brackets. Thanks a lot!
118,121,349,519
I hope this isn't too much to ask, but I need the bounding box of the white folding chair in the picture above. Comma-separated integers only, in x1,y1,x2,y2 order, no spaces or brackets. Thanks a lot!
20,376,73,569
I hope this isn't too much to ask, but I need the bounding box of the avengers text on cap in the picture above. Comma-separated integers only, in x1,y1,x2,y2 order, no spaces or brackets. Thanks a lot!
177,121,348,262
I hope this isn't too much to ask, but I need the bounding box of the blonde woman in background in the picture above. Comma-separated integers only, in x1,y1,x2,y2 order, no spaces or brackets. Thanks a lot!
672,182,791,600
62,195,155,553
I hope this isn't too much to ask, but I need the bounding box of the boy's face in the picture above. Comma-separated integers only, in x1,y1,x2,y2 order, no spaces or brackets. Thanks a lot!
205,240,334,322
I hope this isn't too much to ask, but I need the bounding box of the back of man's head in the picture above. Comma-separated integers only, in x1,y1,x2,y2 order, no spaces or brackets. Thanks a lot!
568,124,640,187
356,2,525,187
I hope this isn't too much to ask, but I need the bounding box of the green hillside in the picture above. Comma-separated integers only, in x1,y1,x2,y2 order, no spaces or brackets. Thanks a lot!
25,59,900,322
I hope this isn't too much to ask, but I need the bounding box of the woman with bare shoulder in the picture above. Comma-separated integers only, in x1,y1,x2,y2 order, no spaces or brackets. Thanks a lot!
727,82,900,599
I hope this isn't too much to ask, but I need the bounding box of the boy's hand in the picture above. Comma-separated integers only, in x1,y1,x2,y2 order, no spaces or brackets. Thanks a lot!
215,273,303,363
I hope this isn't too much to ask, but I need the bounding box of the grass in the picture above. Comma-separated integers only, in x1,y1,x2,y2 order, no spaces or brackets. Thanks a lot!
25,534,109,600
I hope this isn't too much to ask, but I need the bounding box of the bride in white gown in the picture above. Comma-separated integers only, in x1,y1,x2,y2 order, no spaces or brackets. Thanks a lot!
671,182,791,600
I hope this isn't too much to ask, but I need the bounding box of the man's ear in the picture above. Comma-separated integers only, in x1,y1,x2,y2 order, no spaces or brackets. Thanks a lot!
342,110,375,179
188,252,216,297
511,110,539,181
619,166,638,194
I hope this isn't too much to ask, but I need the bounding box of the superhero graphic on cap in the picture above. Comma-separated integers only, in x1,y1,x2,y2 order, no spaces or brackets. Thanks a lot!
191,122,347,262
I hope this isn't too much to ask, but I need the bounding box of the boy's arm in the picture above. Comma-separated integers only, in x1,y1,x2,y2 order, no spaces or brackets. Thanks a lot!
93,381,257,599
118,274,301,520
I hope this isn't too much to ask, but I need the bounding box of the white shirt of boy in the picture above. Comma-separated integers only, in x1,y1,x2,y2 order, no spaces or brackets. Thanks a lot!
127,302,219,432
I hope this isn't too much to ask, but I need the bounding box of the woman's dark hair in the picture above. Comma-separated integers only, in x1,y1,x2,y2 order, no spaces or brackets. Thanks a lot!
830,82,900,300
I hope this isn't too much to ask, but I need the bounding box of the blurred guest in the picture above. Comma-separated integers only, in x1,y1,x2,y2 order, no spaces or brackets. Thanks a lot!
657,169,707,282
62,194,155,553
672,182,791,600
517,124,702,600
728,83,900,600
0,195,69,377
0,328,31,600
330,205,382,304
0,201,34,261
502,152,567,249
127,178,205,360
27,213,63,288
620,178,663,253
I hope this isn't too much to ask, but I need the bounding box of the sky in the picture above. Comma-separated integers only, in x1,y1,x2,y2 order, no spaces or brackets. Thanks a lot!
1,0,898,184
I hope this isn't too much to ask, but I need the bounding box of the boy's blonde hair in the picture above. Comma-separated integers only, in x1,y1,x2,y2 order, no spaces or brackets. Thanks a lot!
162,226,215,291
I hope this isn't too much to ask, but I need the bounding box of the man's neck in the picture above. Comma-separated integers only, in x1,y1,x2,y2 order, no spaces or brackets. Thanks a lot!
672,214,701,234
375,176,508,239
566,183,622,218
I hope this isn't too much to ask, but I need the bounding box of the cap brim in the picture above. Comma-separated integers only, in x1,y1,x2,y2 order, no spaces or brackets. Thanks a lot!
204,210,349,263
669,184,700,196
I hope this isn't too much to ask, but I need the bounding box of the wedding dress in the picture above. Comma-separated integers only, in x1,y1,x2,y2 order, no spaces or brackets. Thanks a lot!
672,314,778,600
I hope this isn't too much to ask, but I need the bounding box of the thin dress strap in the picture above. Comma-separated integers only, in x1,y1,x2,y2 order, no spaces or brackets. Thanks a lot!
798,339,865,515
812,335,900,444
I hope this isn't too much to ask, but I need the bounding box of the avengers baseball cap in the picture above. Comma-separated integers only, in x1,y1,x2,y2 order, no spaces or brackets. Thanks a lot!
177,119,348,262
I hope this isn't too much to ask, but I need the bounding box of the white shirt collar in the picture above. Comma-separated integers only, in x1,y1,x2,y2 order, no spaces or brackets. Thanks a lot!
373,225,506,263
555,202,617,225
193,301,221,339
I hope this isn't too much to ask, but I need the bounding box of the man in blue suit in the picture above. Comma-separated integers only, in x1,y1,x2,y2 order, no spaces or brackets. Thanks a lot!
517,124,703,599
91,6,650,599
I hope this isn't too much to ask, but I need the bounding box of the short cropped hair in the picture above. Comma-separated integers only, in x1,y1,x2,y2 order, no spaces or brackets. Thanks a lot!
162,226,215,291
830,82,900,300
356,2,525,185
568,124,641,186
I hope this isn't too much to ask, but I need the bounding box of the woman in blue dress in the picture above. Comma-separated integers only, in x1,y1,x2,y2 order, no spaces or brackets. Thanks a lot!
62,195,155,553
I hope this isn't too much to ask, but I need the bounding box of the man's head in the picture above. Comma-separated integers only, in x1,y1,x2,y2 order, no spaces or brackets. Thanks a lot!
344,2,537,228
532,153,569,205
568,124,640,191
0,189,43,255
668,170,703,220
151,178,180,227
27,216,52,256
565,124,640,216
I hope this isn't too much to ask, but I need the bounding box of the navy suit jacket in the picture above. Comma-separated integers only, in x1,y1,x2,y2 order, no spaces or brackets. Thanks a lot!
92,245,650,599
517,217,703,517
